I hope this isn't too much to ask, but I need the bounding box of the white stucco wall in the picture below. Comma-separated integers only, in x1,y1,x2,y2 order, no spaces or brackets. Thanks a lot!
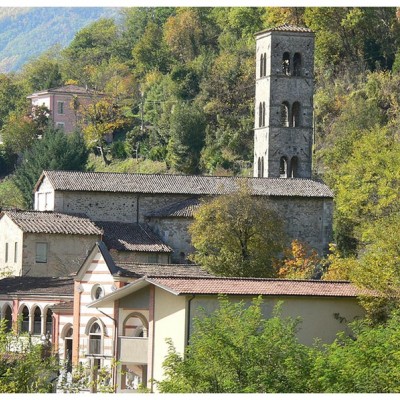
0,215,23,276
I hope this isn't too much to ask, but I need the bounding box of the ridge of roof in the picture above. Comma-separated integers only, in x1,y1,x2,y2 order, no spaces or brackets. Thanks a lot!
256,24,313,36
39,170,333,198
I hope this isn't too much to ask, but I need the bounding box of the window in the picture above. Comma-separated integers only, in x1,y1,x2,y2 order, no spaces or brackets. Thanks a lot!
262,102,266,127
292,102,301,127
14,242,17,263
282,52,290,75
263,52,267,76
281,102,289,127
57,101,64,115
89,322,102,355
260,53,264,78
290,156,299,178
36,243,48,263
33,306,42,335
5,243,8,263
293,53,302,76
257,157,262,178
280,157,288,178
91,284,104,300
261,157,264,178
20,306,29,333
258,102,263,127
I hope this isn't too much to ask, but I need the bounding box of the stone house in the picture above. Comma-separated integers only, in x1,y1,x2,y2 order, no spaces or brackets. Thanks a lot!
0,210,102,277
33,170,333,260
27,84,99,133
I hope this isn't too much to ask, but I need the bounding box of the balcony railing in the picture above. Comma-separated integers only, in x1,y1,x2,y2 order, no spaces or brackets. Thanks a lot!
118,337,148,364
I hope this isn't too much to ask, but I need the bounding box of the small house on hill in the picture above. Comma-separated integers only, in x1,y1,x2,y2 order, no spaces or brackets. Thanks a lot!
27,84,99,133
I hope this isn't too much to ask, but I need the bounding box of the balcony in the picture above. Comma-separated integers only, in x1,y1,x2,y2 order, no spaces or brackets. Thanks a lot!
118,337,148,364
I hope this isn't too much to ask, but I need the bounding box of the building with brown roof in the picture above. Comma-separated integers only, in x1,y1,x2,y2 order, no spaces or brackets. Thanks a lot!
62,242,365,393
34,170,333,258
0,210,102,277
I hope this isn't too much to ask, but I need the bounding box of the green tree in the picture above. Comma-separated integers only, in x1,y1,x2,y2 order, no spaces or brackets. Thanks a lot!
310,312,400,392
166,102,206,174
189,182,285,277
158,297,313,393
13,127,88,208
0,320,59,393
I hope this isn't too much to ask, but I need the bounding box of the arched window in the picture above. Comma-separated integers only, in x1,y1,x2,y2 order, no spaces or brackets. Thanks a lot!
259,102,263,128
292,102,301,127
281,102,289,127
2,304,12,332
45,309,53,337
280,157,288,178
33,306,42,335
89,322,102,355
123,313,148,338
20,306,29,333
262,102,266,127
293,53,302,76
290,156,299,178
282,52,290,76
260,53,264,78
263,53,267,76
257,157,262,178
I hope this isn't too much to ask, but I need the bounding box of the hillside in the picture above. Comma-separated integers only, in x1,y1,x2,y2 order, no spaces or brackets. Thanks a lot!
0,7,119,72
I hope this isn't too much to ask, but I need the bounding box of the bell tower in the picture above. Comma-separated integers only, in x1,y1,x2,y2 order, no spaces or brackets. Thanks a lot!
253,25,314,179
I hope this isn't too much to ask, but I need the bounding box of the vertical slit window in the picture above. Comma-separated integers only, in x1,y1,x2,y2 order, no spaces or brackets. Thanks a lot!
261,157,264,178
259,103,262,127
260,54,264,77
280,157,288,178
290,156,298,178
33,307,42,335
292,102,301,127
258,158,262,178
262,102,266,127
263,52,267,76
281,102,289,127
282,52,290,75
293,53,302,76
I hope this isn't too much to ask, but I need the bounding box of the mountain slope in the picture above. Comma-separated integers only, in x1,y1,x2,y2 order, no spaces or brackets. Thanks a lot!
0,7,119,72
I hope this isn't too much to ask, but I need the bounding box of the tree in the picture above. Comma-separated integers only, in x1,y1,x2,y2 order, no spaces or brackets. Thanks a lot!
166,102,206,174
189,182,285,277
310,312,400,392
13,127,88,208
0,320,59,393
158,297,313,393
276,240,322,279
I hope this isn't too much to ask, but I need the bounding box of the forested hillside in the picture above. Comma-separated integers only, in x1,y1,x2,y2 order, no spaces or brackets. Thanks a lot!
0,7,119,72
1,7,400,310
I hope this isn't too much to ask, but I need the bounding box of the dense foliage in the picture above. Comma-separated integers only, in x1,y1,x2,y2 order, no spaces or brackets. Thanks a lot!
0,320,59,393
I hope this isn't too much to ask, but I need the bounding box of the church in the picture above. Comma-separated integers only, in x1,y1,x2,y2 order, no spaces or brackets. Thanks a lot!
0,25,362,393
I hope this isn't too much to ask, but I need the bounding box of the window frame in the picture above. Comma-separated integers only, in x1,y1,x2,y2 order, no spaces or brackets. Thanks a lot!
36,242,48,264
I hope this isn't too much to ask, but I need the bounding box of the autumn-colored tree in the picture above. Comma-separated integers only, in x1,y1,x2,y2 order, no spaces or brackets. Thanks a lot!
189,182,285,277
321,244,357,281
276,240,321,280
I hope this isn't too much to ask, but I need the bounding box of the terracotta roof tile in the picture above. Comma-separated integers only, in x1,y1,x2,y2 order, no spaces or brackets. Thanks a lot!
146,197,201,218
0,276,74,297
40,170,333,198
148,277,365,297
28,85,98,96
2,210,102,235
95,221,172,253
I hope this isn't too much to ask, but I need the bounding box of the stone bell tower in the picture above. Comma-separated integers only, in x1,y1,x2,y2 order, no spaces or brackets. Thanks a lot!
253,25,314,179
